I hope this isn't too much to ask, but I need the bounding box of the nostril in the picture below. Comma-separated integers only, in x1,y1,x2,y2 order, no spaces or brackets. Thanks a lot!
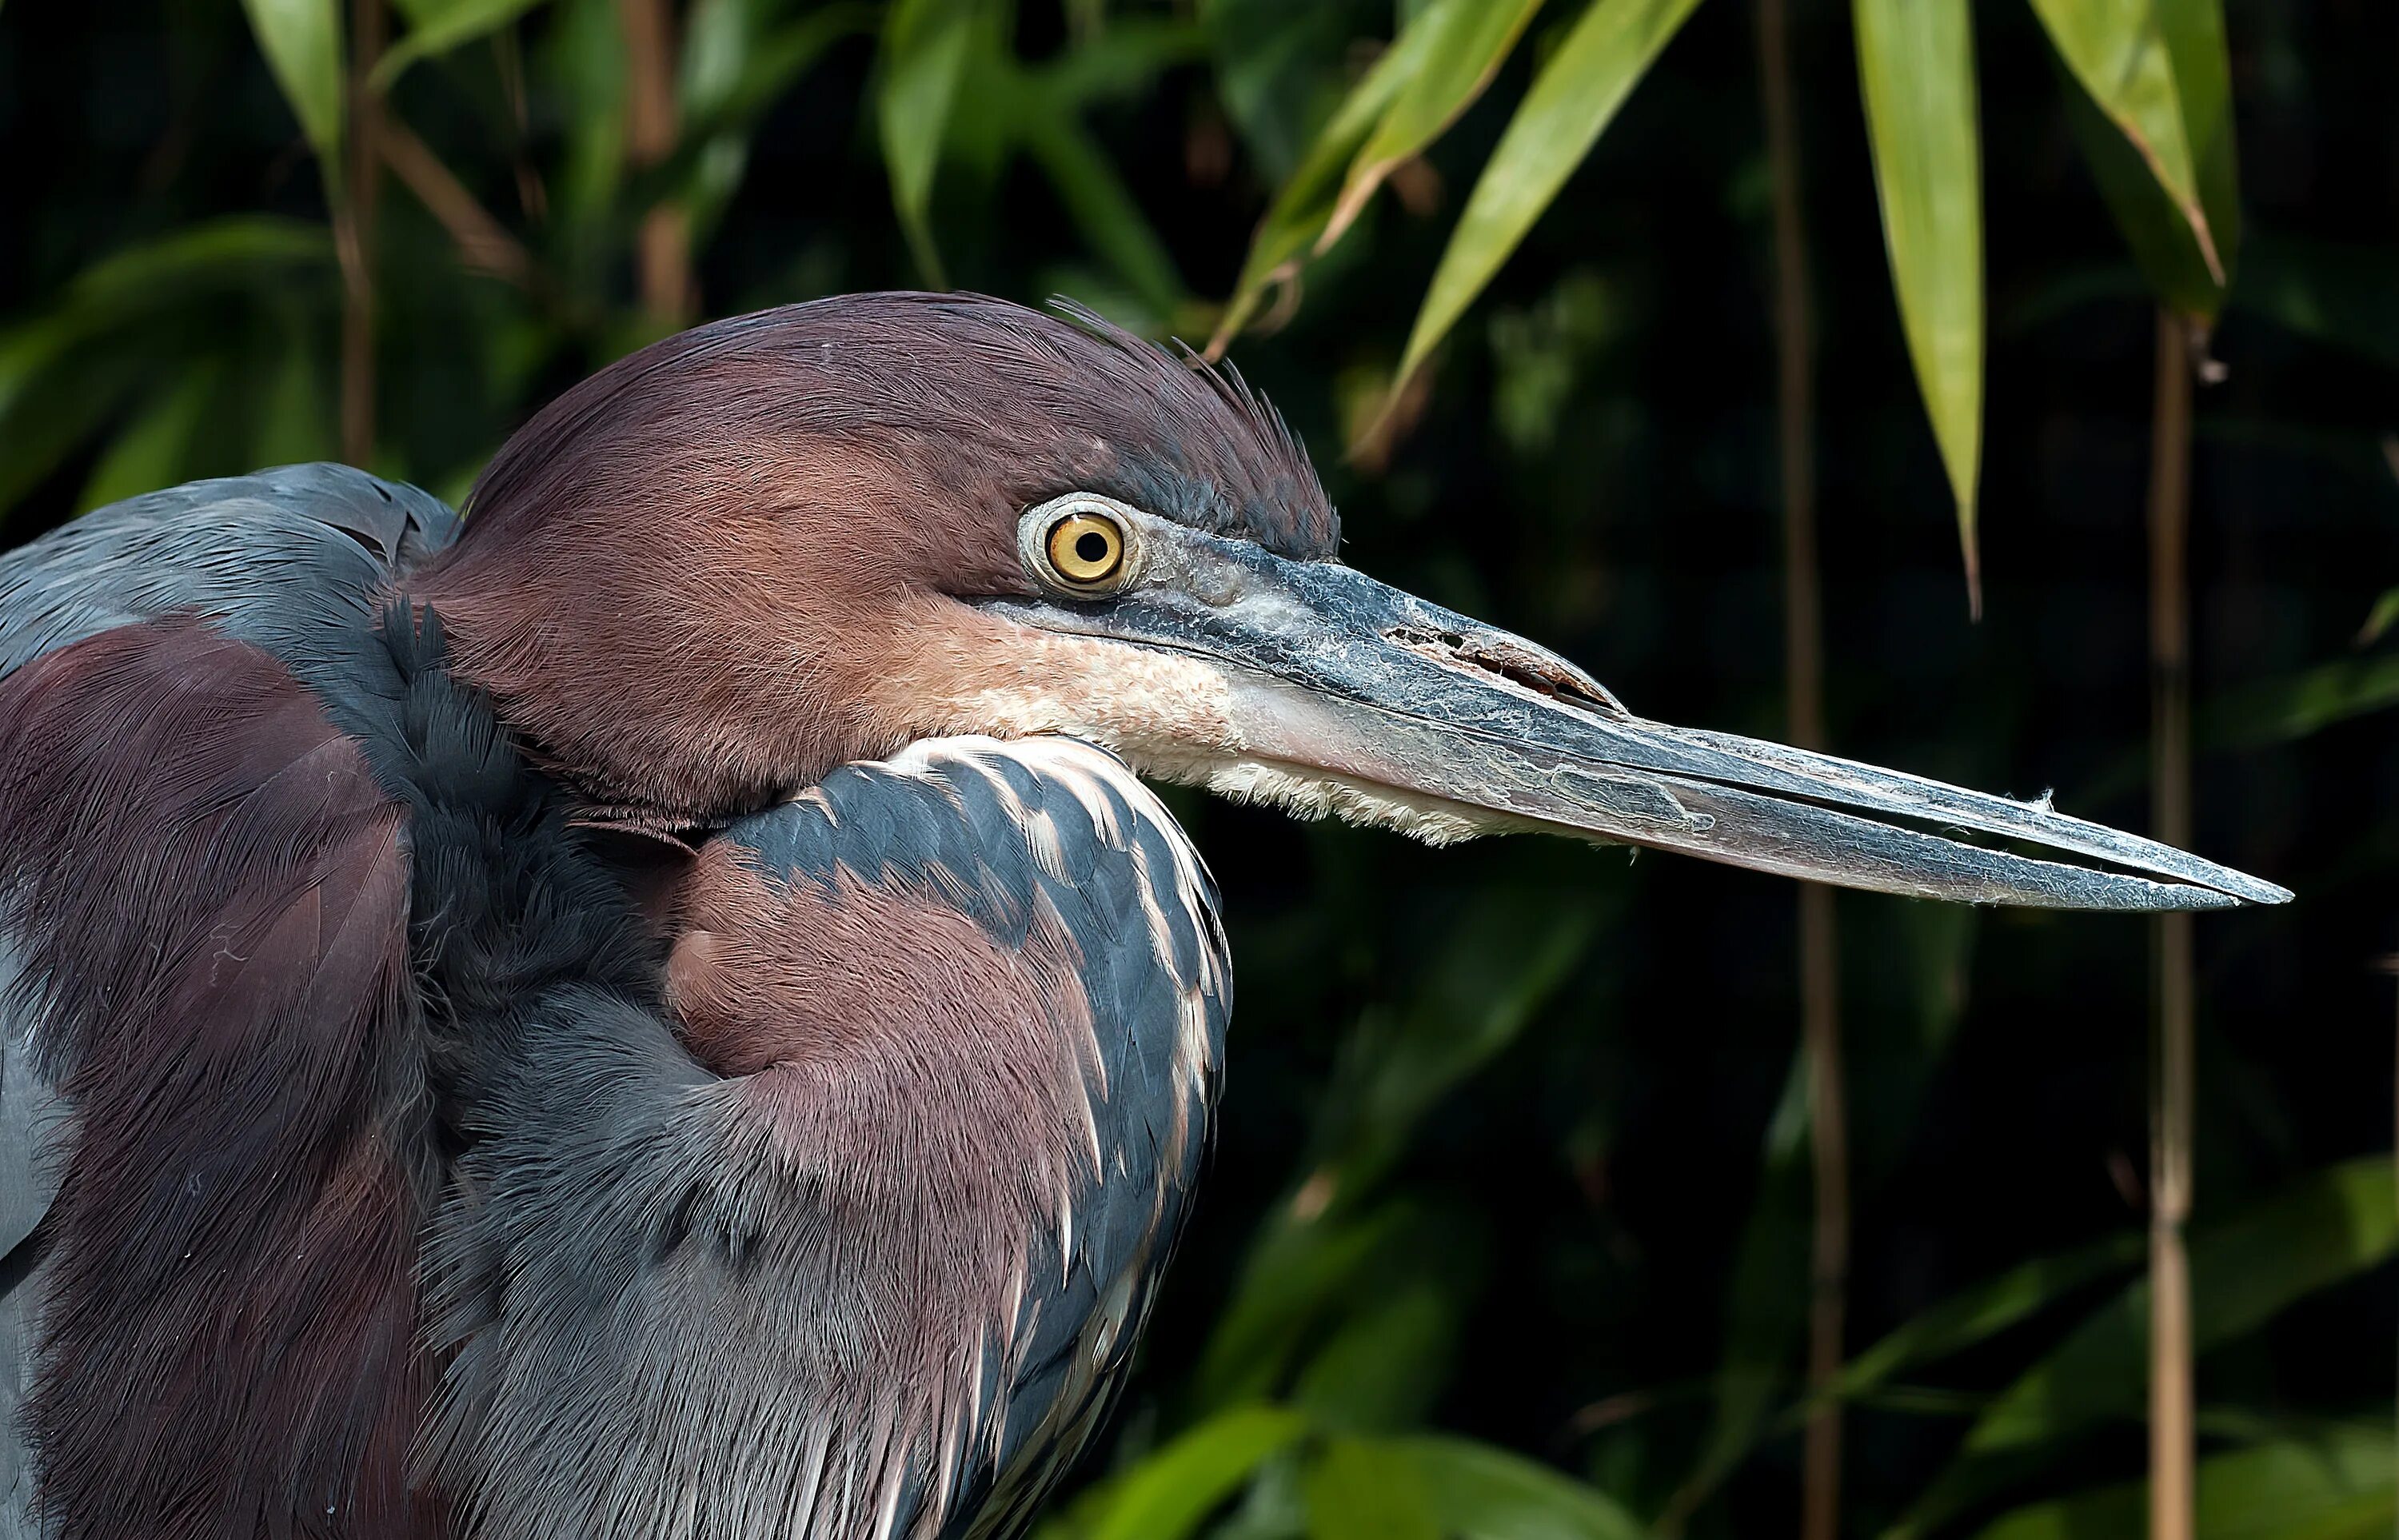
1383,625,1627,716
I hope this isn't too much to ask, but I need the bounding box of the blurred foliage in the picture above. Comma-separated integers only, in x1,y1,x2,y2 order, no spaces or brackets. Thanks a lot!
2,0,2397,1537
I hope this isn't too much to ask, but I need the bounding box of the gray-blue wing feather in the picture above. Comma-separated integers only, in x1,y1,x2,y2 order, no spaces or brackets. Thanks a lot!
419,732,1230,1540
0,465,458,1538
738,740,1230,1540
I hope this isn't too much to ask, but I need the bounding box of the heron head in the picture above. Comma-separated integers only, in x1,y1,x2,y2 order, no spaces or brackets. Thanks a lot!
422,293,2284,910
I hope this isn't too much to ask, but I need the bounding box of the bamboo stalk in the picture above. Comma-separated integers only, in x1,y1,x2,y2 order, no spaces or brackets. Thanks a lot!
1758,2,1846,1536
337,0,387,466
618,0,693,325
2146,306,2196,1540
380,120,537,288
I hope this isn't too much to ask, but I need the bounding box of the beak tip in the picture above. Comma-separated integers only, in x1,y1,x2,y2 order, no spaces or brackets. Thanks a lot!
2173,869,2291,910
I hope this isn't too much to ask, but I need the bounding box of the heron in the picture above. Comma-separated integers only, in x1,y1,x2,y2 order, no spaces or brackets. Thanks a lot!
0,293,2283,1540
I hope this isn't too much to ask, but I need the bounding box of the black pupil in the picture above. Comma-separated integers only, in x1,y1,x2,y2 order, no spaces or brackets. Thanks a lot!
1075,531,1111,565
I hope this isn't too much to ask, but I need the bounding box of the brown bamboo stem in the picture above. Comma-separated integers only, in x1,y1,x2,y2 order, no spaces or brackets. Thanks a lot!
1758,2,1846,1535
337,0,387,465
380,120,537,287
2146,306,2196,1540
618,0,693,325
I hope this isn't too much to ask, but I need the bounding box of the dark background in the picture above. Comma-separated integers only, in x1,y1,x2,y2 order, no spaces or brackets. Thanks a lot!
2,1,2393,1534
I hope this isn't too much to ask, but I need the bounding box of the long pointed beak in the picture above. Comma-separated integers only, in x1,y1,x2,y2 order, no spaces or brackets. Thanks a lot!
984,514,2289,912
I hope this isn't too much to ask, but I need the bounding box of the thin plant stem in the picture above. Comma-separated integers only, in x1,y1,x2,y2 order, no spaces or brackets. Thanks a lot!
381,120,537,288
2146,305,2196,1540
1758,1,1846,1535
619,0,693,325
337,0,387,466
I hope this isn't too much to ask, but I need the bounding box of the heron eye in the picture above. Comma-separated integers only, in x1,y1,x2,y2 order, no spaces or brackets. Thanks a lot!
1044,512,1126,588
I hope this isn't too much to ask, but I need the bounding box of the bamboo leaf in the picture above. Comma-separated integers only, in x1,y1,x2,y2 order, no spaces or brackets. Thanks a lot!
1303,1437,1442,1540
1317,0,1547,252
2233,237,2399,374
2061,76,2218,319
1978,1157,2397,1446
1192,900,1592,1417
1668,902,1981,1522
1972,1423,2396,1540
0,219,334,526
1021,117,1188,321
2026,0,2230,289
2201,652,2399,749
1895,1159,2399,1538
239,0,347,175
1387,0,1706,402
371,0,549,90
677,0,878,239
251,321,338,470
1035,16,1209,111
1830,1231,2145,1404
1208,2,1456,353
1388,1436,1651,1540
76,368,222,514
1667,1047,1811,1518
1854,0,1985,607
1192,1204,1412,1414
1290,1267,1464,1434
2158,0,2239,288
1076,1406,1312,1540
2358,588,2399,648
878,0,980,286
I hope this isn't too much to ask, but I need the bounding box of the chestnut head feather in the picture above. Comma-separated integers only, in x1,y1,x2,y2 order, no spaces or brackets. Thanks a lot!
414,292,1335,822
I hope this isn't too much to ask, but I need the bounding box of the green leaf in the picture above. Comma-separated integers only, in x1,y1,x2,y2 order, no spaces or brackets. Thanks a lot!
1303,1437,1441,1540
2026,0,2231,290
370,0,549,90
1290,1274,1462,1435
677,0,876,241
1020,115,1188,321
2052,0,2238,320
1033,16,1209,111
1318,0,1547,251
1830,1231,2145,1406
2232,237,2399,374
1897,1159,2399,1538
76,368,222,514
0,336,146,527
2358,588,2399,648
684,1,879,130
1663,903,1990,1522
545,0,629,239
1388,1436,1650,1540
1201,0,1365,184
2201,652,2399,750
0,218,334,526
1193,898,1593,1416
1208,2,1455,352
2158,0,2240,275
1972,1423,2396,1540
878,0,980,286
1077,1406,1313,1540
1387,0,1706,398
1854,0,1985,606
1304,900,1594,1202
240,0,347,175
1192,1202,1412,1413
1980,1156,2398,1445
251,322,338,469
1667,1044,1812,1518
